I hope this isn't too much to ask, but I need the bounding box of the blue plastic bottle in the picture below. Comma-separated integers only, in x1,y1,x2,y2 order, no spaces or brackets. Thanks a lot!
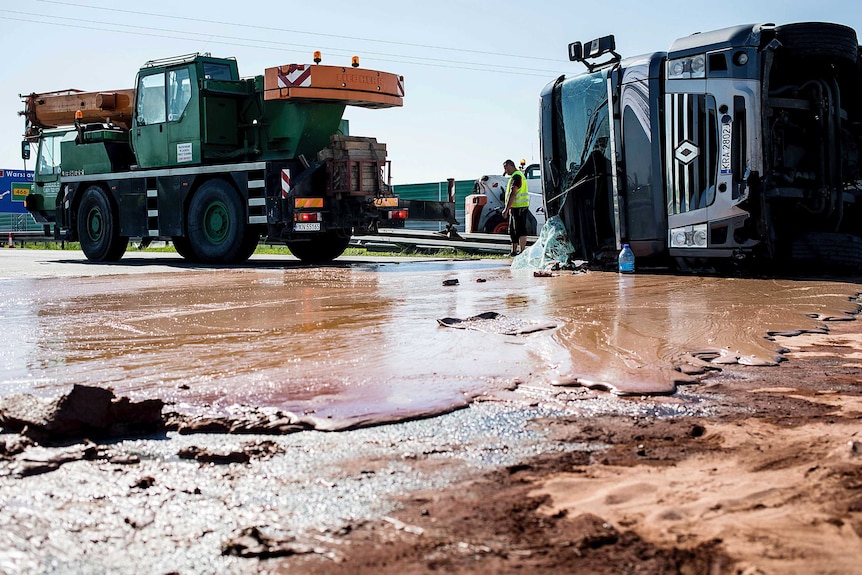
618,244,635,273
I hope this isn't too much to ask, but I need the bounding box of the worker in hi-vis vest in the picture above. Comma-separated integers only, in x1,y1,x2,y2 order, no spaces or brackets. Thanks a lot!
501,159,529,256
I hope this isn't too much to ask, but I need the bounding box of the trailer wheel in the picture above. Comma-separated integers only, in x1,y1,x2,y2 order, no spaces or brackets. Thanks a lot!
789,232,862,274
773,22,858,63
77,186,128,262
186,179,247,264
287,230,351,263
483,215,508,235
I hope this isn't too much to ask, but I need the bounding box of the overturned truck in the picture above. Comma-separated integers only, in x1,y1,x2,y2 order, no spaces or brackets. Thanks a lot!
540,22,862,272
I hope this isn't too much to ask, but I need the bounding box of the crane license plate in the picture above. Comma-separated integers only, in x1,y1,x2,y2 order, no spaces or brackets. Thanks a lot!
294,222,321,232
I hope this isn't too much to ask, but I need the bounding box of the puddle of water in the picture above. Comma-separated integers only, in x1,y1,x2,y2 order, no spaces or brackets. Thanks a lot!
0,262,859,427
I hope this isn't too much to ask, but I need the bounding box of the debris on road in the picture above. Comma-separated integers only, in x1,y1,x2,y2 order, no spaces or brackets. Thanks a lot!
437,311,556,335
221,526,336,560
177,440,284,465
0,385,165,443
511,216,581,273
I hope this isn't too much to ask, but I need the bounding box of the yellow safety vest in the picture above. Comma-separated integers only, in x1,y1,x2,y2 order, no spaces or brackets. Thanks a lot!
505,170,530,208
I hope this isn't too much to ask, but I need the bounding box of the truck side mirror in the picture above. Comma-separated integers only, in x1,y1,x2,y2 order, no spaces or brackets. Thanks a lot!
21,141,31,161
584,36,616,59
568,42,583,62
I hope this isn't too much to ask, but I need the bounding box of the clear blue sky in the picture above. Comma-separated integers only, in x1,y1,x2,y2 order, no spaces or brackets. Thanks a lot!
1,0,860,184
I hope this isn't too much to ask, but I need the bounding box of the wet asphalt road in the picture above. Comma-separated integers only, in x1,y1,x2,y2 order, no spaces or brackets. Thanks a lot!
1,249,861,573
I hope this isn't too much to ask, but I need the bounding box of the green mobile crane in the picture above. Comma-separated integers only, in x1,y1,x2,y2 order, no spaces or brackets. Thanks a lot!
20,53,446,263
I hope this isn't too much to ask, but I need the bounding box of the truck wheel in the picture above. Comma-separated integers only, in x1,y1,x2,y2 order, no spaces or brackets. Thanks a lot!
287,230,351,263
789,232,862,274
230,230,260,264
77,186,128,262
774,22,858,63
171,236,197,262
483,215,508,235
186,179,246,264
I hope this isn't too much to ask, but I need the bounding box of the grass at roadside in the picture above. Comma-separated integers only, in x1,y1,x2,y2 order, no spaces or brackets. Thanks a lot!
10,240,506,260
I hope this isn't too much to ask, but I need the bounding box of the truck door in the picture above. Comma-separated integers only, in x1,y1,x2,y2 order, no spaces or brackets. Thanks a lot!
166,65,201,166
665,92,719,247
132,70,168,168
31,130,66,223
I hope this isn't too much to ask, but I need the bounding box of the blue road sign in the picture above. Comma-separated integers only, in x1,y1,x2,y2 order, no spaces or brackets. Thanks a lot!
0,169,34,214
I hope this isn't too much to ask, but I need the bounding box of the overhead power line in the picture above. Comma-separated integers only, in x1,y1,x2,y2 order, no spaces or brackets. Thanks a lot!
0,12,562,78
36,0,561,64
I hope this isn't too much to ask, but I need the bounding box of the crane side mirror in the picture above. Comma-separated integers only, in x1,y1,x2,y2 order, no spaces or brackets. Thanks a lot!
21,141,31,161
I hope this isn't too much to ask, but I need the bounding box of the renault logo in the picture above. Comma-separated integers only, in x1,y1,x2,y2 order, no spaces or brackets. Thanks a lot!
674,140,699,164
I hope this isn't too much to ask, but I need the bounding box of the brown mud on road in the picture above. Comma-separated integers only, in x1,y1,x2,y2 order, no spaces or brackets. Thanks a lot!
2,253,860,424
1,251,861,573
291,318,862,575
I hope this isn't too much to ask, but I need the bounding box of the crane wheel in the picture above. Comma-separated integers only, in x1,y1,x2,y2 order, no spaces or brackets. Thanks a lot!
186,179,247,264
77,185,128,262
287,230,351,263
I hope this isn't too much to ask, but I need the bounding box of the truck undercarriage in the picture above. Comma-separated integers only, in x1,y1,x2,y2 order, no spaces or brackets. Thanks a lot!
755,23,862,270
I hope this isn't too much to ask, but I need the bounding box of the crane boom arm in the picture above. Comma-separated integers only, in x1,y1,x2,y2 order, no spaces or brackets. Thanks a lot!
20,88,135,138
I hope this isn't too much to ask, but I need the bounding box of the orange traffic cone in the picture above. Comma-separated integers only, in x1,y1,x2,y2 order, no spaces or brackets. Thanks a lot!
6,232,13,248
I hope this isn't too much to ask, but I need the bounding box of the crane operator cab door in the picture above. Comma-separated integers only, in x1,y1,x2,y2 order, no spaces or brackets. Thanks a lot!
132,63,201,169
133,70,169,169
165,65,200,166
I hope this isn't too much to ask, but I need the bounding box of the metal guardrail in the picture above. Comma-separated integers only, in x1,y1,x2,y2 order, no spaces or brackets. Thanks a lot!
2,231,63,248
2,228,534,254
352,229,536,254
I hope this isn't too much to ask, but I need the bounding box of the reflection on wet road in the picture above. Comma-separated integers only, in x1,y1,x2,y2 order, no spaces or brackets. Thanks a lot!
1,257,859,427
541,273,860,394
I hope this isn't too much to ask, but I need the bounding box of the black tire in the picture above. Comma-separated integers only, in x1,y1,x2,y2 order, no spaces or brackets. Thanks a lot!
287,230,351,263
171,236,197,262
231,229,260,264
483,214,508,235
789,232,862,274
774,22,858,63
76,185,128,262
186,179,247,264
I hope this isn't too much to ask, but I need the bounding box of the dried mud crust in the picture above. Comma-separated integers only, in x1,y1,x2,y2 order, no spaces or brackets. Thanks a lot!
290,322,862,575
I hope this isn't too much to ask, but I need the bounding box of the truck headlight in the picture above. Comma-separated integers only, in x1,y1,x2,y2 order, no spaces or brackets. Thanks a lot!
693,227,708,247
670,224,708,248
667,54,706,79
690,55,706,77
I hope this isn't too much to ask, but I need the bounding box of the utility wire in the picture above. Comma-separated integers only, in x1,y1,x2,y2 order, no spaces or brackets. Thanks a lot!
2,9,561,75
0,13,562,78
35,0,561,63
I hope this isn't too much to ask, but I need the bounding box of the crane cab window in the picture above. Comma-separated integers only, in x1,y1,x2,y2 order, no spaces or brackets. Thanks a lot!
137,73,166,125
36,132,63,176
168,68,192,122
202,62,233,80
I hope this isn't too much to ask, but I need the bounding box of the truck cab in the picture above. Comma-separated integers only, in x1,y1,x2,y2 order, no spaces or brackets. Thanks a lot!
132,55,243,168
24,128,71,225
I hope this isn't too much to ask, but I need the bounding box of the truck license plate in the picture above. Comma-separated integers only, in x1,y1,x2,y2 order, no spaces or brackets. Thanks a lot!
294,222,321,232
